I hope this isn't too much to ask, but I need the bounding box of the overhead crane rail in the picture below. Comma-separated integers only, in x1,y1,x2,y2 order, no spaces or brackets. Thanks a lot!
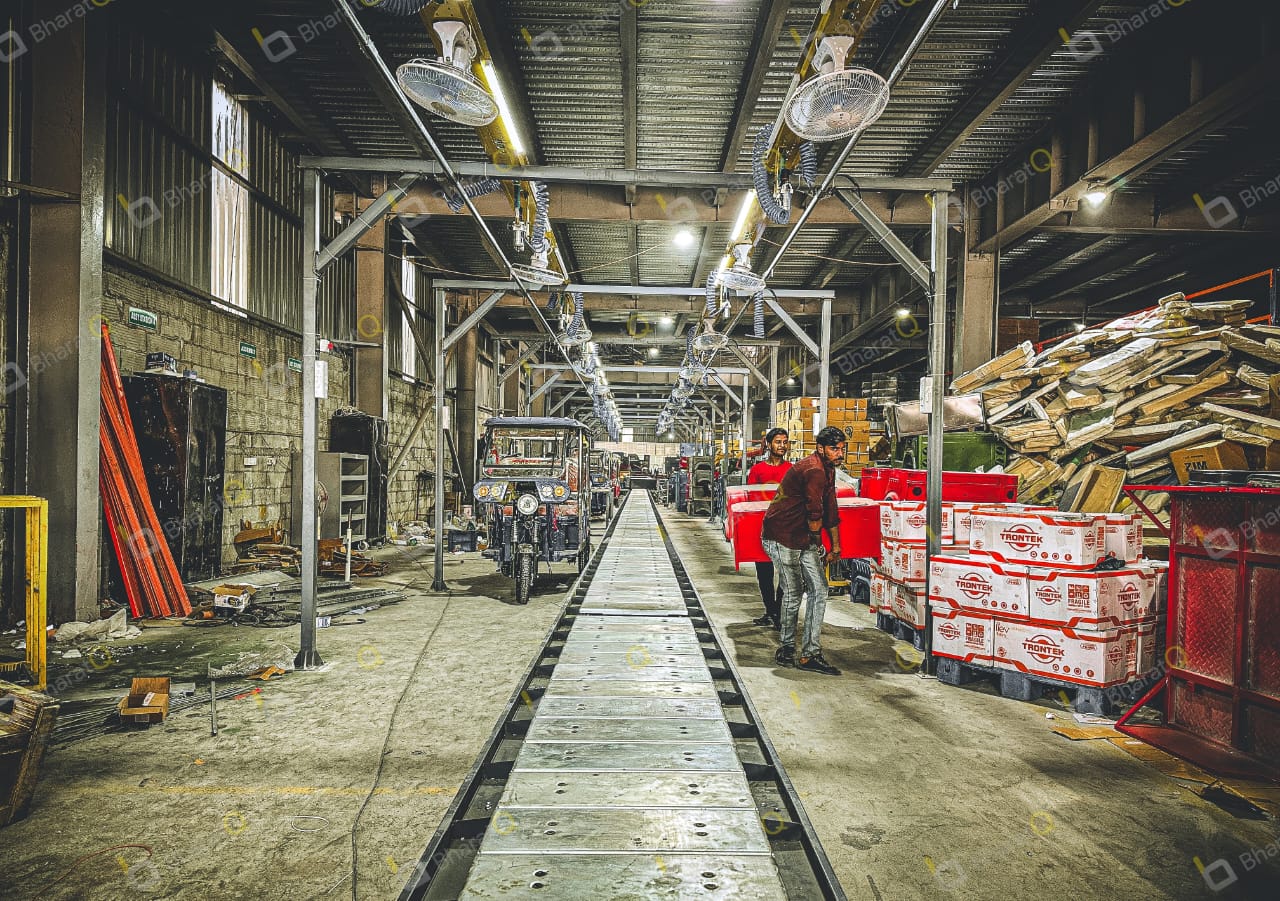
398,491,845,900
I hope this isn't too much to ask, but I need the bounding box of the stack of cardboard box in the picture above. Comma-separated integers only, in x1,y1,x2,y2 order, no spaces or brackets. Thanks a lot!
928,509,1168,689
772,397,880,474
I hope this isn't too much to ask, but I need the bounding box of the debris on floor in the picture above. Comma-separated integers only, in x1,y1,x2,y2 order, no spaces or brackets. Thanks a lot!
54,609,142,643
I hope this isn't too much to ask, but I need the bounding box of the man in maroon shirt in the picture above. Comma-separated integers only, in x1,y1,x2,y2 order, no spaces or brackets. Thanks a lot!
747,428,792,630
761,425,845,675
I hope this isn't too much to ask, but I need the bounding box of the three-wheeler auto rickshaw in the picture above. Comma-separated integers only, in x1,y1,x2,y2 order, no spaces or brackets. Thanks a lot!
588,450,619,520
474,417,591,604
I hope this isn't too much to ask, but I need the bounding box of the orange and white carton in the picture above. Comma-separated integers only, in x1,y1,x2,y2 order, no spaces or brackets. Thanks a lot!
884,502,954,544
993,620,1131,687
1103,514,1144,563
1025,566,1159,627
869,569,891,614
1131,618,1162,676
970,510,1106,569
929,554,1030,617
929,604,995,663
884,539,928,584
888,579,928,629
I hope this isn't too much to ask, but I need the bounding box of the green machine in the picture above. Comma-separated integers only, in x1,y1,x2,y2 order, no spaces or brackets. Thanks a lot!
885,395,1007,471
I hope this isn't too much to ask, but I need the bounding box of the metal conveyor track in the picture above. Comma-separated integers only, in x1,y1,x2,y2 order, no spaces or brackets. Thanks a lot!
398,491,845,900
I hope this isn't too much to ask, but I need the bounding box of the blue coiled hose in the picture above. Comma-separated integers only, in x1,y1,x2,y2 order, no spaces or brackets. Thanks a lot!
365,0,430,15
753,291,765,338
705,270,719,316
753,125,818,223
444,177,502,213
798,141,817,187
567,291,584,337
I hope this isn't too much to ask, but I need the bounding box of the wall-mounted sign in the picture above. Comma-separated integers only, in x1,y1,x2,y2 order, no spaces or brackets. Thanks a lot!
127,307,158,332
239,341,257,359
287,357,303,373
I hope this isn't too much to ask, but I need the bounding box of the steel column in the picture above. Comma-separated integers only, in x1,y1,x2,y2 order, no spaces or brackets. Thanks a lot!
297,168,322,669
432,286,447,592
923,190,950,675
741,378,750,486
769,349,778,427
817,300,832,433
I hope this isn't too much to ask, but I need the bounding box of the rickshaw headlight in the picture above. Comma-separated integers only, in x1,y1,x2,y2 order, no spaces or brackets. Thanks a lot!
539,484,554,499
554,485,566,498
475,484,490,499
491,482,508,500
516,493,539,516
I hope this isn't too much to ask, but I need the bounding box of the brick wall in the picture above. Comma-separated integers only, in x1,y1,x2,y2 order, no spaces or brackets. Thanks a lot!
103,266,354,562
386,376,435,526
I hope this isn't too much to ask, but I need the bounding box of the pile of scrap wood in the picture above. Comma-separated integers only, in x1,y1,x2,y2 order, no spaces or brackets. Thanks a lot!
229,520,301,573
951,292,1280,515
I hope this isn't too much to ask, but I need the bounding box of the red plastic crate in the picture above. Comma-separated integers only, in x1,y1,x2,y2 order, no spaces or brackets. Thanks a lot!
730,502,771,568
730,498,881,569
859,468,891,500
859,468,1015,503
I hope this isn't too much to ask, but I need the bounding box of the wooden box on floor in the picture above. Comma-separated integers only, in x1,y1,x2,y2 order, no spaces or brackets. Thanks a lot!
0,681,59,827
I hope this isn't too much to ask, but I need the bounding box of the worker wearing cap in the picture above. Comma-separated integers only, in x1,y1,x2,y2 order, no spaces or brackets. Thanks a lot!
747,427,792,630
761,425,845,676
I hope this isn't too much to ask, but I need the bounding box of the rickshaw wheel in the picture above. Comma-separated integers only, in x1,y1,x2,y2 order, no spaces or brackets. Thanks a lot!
515,552,534,605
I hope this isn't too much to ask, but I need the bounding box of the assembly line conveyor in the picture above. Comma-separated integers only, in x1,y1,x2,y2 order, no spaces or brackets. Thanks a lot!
398,491,845,900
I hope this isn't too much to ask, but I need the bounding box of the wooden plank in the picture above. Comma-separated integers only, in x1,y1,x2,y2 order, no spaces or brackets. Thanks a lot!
1126,423,1225,466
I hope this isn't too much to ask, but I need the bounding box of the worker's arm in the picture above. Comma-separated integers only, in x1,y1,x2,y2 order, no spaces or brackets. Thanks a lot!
823,479,841,561
803,467,826,547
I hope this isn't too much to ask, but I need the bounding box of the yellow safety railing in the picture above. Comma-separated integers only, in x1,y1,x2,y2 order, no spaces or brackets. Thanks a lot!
0,497,48,690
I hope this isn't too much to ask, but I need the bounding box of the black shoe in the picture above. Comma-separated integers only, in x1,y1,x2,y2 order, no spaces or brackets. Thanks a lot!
775,645,795,667
753,614,777,628
796,653,840,676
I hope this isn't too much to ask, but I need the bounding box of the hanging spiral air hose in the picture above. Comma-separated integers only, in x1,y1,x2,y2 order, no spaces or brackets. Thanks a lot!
444,177,502,213
546,291,562,316
366,0,431,15
528,181,552,254
752,291,765,338
753,125,790,225
567,291,584,337
797,141,818,188
705,270,720,316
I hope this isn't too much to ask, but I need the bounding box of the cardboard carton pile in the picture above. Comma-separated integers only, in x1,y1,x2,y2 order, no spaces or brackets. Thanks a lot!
928,509,1167,688
775,397,884,474
950,292,1280,513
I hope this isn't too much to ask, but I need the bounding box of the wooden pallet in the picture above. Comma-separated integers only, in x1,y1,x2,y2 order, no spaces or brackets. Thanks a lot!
0,681,59,827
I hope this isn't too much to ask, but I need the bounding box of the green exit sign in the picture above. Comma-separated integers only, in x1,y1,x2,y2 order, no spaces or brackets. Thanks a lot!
239,341,257,359
287,357,302,373
127,307,158,332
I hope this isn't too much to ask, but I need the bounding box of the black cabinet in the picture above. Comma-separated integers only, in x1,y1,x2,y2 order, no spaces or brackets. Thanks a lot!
122,375,228,582
329,411,389,544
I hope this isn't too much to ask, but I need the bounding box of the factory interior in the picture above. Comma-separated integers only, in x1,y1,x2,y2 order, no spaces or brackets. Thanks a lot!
1,0,1279,898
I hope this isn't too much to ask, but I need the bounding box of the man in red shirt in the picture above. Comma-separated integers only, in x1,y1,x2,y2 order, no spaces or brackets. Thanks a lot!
761,425,845,675
747,428,792,630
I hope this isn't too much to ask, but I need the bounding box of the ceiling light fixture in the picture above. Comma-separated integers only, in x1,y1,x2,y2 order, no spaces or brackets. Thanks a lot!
896,308,911,319
648,347,659,358
1083,181,1108,208
659,315,674,326
729,192,755,243
479,60,525,157
673,229,694,249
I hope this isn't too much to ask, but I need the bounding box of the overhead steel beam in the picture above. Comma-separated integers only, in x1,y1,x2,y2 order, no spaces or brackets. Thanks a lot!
721,0,793,172
815,231,872,289
499,341,544,383
1002,237,1113,293
318,173,420,273
435,278,834,298
712,374,744,407
528,371,563,405
495,330,787,347
973,51,1279,253
528,365,749,375
301,156,953,194
1026,242,1164,304
444,291,506,352
726,344,768,387
764,298,820,358
621,0,639,205
837,190,931,290
901,0,1108,177
1031,193,1280,238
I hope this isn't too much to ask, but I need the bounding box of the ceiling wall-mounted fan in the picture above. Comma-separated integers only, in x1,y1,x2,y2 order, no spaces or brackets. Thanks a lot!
396,20,498,126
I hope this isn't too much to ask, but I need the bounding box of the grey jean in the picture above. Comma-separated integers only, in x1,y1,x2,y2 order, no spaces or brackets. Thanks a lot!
761,537,828,658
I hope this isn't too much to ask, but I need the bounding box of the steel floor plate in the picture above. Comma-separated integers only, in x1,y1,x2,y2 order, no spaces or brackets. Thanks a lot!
534,697,723,719
458,853,787,900
498,770,753,809
555,649,708,666
526,717,733,744
478,807,771,854
541,679,719,700
550,664,712,683
514,741,741,773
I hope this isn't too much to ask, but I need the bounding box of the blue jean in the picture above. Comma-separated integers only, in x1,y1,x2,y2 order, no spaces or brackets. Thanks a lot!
762,538,828,658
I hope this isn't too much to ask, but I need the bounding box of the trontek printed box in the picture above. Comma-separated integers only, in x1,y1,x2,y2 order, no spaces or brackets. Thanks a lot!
1025,567,1158,627
929,554,1030,617
883,502,954,544
869,570,891,613
930,605,995,664
970,510,1105,569
888,579,929,629
885,539,929,584
1103,514,1143,563
993,620,1131,687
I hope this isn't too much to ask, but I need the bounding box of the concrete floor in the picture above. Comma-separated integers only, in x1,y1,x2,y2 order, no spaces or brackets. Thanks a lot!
3,504,1278,900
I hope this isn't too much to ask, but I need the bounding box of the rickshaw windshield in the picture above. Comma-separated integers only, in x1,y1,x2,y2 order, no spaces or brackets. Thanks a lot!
484,427,573,477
